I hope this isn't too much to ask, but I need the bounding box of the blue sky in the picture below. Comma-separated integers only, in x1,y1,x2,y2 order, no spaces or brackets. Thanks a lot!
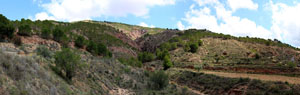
0,0,300,47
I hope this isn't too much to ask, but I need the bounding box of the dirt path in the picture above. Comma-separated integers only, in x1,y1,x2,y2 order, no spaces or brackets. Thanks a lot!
202,70,300,84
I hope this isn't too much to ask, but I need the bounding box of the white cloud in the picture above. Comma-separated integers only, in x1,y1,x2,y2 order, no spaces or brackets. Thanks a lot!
179,0,273,40
269,1,300,47
34,12,56,21
139,22,155,28
194,0,219,6
35,0,175,21
227,0,258,11
183,7,219,32
177,21,185,30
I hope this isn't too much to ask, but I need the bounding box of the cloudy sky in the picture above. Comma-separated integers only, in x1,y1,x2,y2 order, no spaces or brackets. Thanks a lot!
0,0,300,47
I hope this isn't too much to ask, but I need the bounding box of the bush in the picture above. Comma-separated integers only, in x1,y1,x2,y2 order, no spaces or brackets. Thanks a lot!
189,43,199,53
54,48,81,82
157,49,170,60
160,43,171,51
86,41,111,57
87,41,98,55
53,27,67,43
149,70,169,90
194,64,202,72
255,53,260,59
75,36,86,48
36,46,52,58
170,43,177,50
41,28,51,39
163,56,173,70
287,62,296,68
119,57,143,67
138,52,155,63
198,40,203,46
0,14,15,40
97,43,110,56
18,24,32,36
183,44,191,52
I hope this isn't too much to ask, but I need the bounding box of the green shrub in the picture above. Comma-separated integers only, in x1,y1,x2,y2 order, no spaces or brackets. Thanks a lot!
18,24,32,36
287,62,296,68
169,37,181,42
41,28,51,39
75,36,86,48
194,64,202,72
198,40,203,46
183,44,191,52
155,49,162,57
149,70,169,90
86,41,111,57
97,43,110,57
119,57,142,67
255,53,260,59
160,43,171,51
138,52,155,63
0,14,15,40
36,46,52,58
54,48,81,82
170,43,177,50
87,41,98,55
189,43,199,53
53,27,66,42
157,49,170,60
163,56,173,70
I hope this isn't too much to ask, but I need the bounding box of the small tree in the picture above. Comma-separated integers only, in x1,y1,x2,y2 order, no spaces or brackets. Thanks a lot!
54,48,81,82
163,56,173,70
53,27,65,42
41,28,52,39
87,41,98,55
138,52,155,63
189,43,199,53
149,70,169,90
18,24,32,36
97,43,110,57
75,36,86,48
0,14,15,40
157,49,170,60
183,44,191,52
86,41,111,57
160,43,171,51
198,40,203,46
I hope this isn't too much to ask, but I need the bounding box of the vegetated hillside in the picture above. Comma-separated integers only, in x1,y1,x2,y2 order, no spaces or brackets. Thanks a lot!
1,13,300,95
158,29,300,76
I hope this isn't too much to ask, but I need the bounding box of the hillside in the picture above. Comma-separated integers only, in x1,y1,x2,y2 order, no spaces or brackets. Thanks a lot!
1,14,300,95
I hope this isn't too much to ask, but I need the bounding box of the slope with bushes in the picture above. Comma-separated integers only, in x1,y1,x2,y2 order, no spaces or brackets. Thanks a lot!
1,13,300,95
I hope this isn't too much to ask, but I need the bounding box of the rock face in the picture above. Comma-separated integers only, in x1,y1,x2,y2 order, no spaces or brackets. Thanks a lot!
136,30,180,52
21,35,61,51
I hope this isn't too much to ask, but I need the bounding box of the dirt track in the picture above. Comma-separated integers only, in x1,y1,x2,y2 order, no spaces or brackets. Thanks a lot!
202,70,300,84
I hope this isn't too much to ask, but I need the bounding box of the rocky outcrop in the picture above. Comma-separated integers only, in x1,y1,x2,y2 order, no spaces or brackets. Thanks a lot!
136,30,180,52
